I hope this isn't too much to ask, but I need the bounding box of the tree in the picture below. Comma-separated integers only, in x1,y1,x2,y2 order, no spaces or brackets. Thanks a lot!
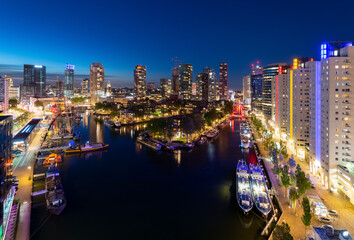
295,169,311,198
181,116,194,142
280,165,291,197
288,157,296,168
147,118,168,137
301,197,312,234
9,98,19,108
272,222,293,240
34,100,44,109
222,101,234,115
289,187,298,214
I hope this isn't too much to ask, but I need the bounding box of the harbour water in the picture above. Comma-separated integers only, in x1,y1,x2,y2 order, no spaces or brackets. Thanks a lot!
31,112,266,240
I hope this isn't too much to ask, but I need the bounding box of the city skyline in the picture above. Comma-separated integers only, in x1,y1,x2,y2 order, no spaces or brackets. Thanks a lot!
2,0,354,89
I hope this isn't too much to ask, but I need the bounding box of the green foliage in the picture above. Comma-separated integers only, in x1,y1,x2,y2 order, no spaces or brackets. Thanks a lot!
289,187,298,213
34,100,44,109
204,108,222,126
71,97,86,104
272,222,293,240
131,105,146,119
147,118,168,136
222,100,234,115
192,113,205,132
9,98,19,108
301,197,312,227
295,168,312,198
281,165,291,196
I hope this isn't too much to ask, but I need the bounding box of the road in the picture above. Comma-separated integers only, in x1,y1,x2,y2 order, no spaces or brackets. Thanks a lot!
13,124,48,240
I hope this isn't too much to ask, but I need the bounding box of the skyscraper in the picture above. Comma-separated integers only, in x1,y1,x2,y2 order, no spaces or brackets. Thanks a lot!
178,64,193,100
0,76,9,113
106,81,112,96
320,41,354,190
251,63,263,111
90,63,104,103
147,82,155,91
203,67,217,102
21,64,46,100
64,64,75,98
172,67,179,94
196,72,208,102
219,63,228,100
134,65,147,100
160,78,172,98
5,75,13,88
243,75,251,106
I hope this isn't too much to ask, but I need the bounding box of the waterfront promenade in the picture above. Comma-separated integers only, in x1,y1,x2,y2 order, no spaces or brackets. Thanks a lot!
250,120,354,239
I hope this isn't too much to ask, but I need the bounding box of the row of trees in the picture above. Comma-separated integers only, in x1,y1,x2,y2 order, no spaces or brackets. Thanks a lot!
95,102,120,118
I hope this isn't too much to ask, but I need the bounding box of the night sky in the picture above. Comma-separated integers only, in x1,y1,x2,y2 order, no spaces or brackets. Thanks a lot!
1,0,354,89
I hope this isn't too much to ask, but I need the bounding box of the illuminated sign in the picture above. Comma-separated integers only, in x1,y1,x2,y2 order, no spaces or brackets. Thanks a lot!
34,65,43,68
66,64,75,70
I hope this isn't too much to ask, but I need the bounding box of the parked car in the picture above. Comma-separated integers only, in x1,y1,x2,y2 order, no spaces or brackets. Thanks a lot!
319,217,331,224
311,183,316,189
328,210,338,217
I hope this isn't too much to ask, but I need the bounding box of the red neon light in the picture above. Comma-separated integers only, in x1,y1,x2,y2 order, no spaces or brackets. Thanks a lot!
279,66,283,74
276,75,279,125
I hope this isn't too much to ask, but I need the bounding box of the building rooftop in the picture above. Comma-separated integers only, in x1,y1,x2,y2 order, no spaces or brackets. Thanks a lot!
13,118,41,144
0,115,12,121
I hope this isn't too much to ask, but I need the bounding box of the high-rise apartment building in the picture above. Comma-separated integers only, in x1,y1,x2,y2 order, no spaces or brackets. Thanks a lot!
272,73,289,139
21,64,46,100
263,63,289,121
64,64,75,98
320,41,354,190
106,81,112,97
134,65,147,100
219,63,228,100
160,78,172,98
0,77,9,113
243,75,251,106
5,75,13,88
81,78,90,94
204,67,217,102
178,64,193,100
90,63,104,103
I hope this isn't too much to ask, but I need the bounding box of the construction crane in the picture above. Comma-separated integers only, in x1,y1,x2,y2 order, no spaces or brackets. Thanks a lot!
171,57,182,69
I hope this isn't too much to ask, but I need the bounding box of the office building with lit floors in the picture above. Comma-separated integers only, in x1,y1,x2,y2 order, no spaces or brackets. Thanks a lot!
219,62,228,100
320,41,354,191
21,64,46,101
90,63,105,103
0,115,15,240
196,72,208,102
0,76,9,113
160,78,171,98
178,64,193,100
272,73,289,139
243,75,251,107
251,63,263,112
64,64,75,98
262,63,289,122
203,67,217,102
134,65,147,100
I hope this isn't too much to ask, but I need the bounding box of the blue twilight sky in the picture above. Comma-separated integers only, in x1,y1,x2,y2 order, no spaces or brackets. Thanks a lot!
1,0,354,89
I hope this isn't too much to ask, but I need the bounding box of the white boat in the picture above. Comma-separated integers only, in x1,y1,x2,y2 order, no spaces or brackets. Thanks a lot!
250,164,272,216
236,160,253,213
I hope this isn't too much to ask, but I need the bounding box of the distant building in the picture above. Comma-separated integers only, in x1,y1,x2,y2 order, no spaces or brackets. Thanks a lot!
56,76,64,98
243,75,251,106
147,82,155,90
172,67,179,94
160,78,171,98
9,86,19,100
134,65,147,100
191,82,197,97
5,75,13,88
0,76,9,113
21,64,46,100
196,72,208,102
64,64,75,98
0,115,15,240
82,78,90,94
203,67,217,102
178,64,193,100
219,63,228,100
106,81,112,97
90,63,104,103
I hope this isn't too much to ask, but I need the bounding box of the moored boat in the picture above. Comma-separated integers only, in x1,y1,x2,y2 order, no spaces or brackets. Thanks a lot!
65,142,109,154
236,160,253,213
45,165,66,215
250,164,272,216
136,136,162,151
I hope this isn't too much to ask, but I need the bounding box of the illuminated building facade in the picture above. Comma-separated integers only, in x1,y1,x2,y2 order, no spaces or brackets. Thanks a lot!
272,74,289,139
134,65,147,100
90,63,105,103
178,64,193,100
196,72,208,102
262,63,289,120
0,115,14,239
204,67,217,102
320,41,354,189
0,77,9,113
251,63,263,111
243,75,251,106
172,67,179,94
64,64,75,98
160,79,172,98
219,62,228,100
81,78,90,94
21,64,46,100
106,81,112,96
